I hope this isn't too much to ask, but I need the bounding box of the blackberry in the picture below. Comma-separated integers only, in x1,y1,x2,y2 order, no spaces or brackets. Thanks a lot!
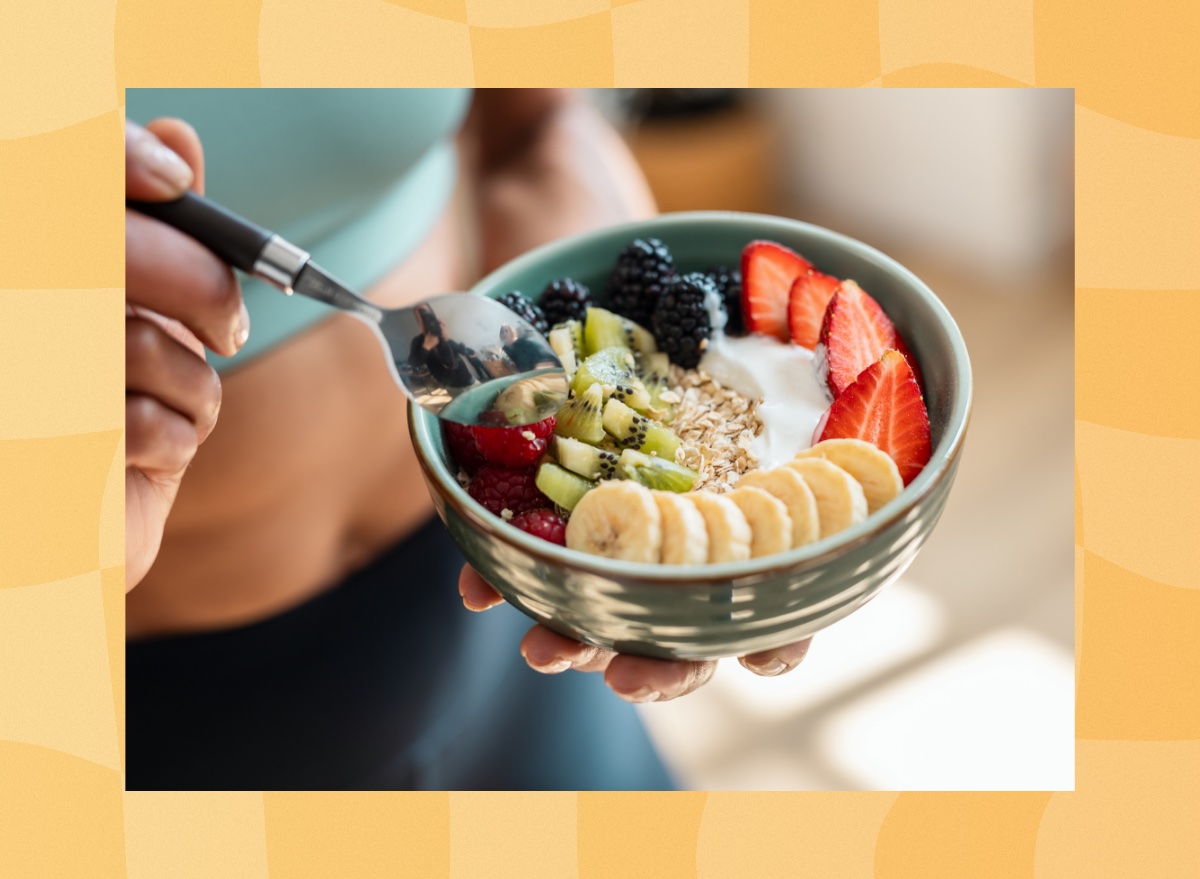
706,265,743,335
606,238,677,327
496,290,548,336
538,278,592,326
651,273,721,369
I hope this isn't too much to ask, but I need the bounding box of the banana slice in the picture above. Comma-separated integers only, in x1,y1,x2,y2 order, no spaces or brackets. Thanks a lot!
566,480,662,562
785,457,868,539
652,491,709,565
794,438,903,513
726,487,793,558
736,468,820,548
689,492,752,563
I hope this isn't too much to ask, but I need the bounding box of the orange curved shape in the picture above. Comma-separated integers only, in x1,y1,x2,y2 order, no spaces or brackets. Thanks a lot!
1034,0,1200,138
1078,550,1200,739
875,792,1053,879
0,742,124,876
882,63,1031,88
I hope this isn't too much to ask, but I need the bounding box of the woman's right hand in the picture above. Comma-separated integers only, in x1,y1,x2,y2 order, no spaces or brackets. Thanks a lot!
125,119,248,590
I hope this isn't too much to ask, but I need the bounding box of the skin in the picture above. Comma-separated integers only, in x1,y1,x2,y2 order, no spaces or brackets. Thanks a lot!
125,89,812,704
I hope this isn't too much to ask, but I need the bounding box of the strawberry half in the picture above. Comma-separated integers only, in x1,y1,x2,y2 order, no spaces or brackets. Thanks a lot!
787,269,841,349
814,349,932,485
818,281,898,397
740,241,813,341
892,333,925,396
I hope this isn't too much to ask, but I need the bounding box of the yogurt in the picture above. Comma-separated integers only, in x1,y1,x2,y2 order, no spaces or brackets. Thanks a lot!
699,334,832,468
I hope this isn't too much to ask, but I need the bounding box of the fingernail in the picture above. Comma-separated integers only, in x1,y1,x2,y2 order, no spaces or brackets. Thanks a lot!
234,302,250,349
136,133,193,192
530,658,572,674
618,687,662,704
747,657,788,676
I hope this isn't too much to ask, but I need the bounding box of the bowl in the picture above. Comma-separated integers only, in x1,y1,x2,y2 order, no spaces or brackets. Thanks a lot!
410,212,971,660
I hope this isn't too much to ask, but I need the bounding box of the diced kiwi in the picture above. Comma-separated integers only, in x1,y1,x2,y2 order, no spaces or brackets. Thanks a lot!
570,347,653,411
601,398,683,461
548,325,578,380
535,462,594,512
584,307,658,357
555,436,621,481
638,424,683,461
617,449,697,493
554,382,605,444
637,351,673,417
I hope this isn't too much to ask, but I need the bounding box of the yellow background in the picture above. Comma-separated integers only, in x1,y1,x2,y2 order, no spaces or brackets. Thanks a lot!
1,0,1197,875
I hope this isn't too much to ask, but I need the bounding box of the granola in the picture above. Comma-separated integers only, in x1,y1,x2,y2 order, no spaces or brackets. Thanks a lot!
665,364,763,492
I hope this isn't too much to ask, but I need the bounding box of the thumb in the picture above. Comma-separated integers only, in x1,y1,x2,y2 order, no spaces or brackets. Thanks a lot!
125,119,195,200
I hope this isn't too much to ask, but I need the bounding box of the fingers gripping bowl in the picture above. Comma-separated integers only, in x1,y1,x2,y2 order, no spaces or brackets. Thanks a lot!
410,213,971,660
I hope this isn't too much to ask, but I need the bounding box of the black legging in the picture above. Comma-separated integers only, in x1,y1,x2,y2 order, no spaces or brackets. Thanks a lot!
127,516,675,791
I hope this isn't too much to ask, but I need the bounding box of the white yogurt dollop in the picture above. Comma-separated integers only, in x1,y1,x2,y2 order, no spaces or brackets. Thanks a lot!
699,334,832,468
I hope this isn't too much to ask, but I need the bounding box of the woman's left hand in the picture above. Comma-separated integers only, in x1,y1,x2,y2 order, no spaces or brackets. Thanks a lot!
459,566,813,703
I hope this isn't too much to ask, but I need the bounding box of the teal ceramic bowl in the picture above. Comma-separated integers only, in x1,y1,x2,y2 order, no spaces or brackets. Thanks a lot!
410,212,971,660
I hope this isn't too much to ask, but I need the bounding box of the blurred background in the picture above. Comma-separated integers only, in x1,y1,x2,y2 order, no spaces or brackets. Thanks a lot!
595,88,1075,790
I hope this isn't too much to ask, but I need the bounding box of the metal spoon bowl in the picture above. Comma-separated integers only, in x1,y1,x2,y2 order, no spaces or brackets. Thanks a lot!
128,192,567,427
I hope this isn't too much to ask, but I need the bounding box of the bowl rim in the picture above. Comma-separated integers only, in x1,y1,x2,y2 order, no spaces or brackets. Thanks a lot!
411,210,973,583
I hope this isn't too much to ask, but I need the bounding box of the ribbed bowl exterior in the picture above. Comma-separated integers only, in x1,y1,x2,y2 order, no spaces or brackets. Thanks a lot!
419,453,959,659
411,212,971,660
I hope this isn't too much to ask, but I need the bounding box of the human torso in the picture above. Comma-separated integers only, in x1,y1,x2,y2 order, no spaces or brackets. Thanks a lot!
125,89,474,637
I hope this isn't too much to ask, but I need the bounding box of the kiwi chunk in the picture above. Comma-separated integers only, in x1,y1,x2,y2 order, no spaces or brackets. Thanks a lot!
554,382,605,444
584,307,658,357
618,449,697,493
637,351,674,417
601,398,683,461
555,436,620,481
535,462,594,512
548,325,579,380
570,347,652,411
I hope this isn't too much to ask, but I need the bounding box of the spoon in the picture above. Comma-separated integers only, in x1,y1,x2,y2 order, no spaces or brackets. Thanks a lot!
127,192,568,427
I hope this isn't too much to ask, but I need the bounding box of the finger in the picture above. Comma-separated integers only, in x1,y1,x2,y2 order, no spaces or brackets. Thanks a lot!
126,210,247,356
145,118,205,195
127,303,206,361
458,566,504,611
738,637,813,677
520,625,616,674
126,394,199,476
125,120,194,200
605,655,717,703
126,318,222,443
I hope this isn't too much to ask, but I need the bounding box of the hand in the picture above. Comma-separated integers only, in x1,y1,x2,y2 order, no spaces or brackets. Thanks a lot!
125,118,248,590
459,566,813,703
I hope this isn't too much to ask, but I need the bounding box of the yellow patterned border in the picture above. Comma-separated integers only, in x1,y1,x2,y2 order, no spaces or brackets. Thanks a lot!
2,0,1198,875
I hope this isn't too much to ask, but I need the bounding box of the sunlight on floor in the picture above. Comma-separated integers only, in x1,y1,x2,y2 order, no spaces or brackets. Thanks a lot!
816,628,1075,790
638,580,949,789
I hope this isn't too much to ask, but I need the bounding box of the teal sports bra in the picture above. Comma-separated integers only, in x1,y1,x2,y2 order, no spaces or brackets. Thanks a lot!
127,89,473,372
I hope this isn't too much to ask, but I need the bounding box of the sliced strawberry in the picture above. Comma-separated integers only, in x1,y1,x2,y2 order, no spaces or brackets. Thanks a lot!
740,241,813,341
819,280,897,397
814,349,932,485
892,333,924,395
787,269,841,349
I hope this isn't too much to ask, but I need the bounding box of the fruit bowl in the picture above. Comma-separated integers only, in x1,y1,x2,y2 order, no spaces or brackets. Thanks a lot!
410,212,971,660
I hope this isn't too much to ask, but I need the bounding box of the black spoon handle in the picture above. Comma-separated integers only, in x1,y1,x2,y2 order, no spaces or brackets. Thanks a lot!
126,191,282,274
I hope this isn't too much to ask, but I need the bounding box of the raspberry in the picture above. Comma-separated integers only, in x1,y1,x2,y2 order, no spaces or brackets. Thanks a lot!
510,508,567,545
467,466,550,516
471,416,556,469
444,422,487,473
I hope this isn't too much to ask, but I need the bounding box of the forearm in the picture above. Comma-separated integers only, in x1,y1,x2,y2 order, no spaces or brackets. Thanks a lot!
473,97,656,274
